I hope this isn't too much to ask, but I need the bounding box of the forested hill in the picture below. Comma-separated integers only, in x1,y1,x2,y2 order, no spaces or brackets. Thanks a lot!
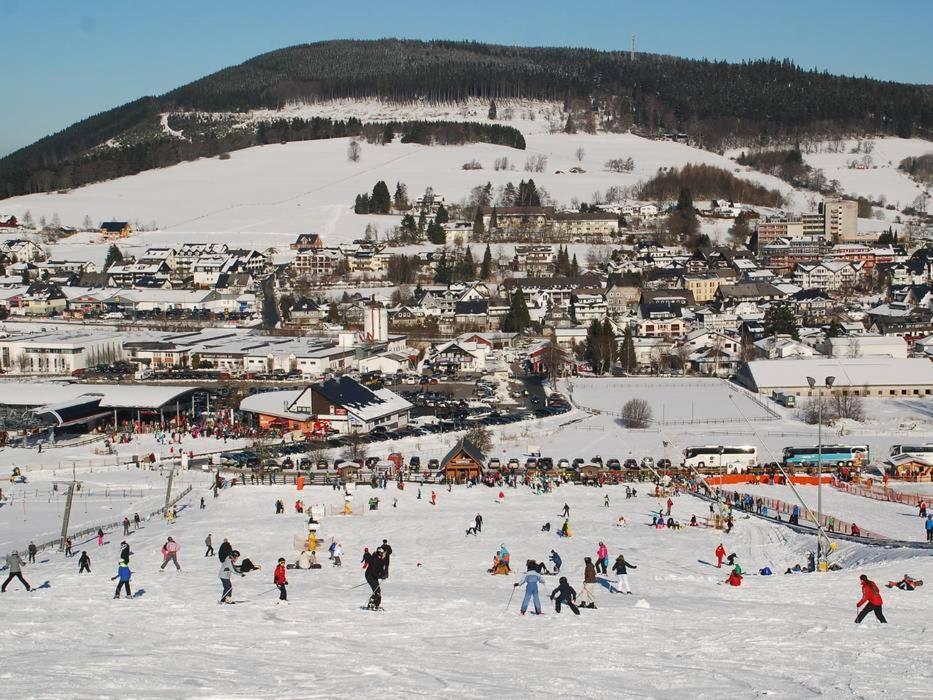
3,38,933,199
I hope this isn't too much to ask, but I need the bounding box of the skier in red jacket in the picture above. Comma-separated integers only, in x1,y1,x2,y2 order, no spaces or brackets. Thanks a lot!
715,544,726,568
274,558,288,605
855,574,886,623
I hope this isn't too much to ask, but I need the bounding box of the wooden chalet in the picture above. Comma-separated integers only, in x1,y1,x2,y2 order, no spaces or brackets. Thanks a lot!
441,438,486,482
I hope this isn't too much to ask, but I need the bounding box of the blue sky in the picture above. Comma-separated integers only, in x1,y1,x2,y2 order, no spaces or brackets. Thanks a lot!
2,0,932,157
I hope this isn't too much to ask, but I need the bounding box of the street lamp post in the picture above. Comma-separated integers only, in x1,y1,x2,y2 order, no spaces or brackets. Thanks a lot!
806,374,835,567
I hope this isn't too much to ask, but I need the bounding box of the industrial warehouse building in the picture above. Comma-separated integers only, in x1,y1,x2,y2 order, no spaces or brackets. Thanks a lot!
736,358,933,398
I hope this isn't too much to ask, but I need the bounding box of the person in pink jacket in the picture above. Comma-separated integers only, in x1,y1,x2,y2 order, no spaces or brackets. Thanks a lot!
160,537,181,571
596,542,609,574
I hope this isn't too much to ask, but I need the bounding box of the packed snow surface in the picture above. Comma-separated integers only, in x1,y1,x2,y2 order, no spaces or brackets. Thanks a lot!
0,478,930,699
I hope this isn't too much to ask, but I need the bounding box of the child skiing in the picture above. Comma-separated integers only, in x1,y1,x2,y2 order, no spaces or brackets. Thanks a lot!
513,561,545,615
274,558,288,604
160,537,181,571
111,560,132,599
219,551,241,604
596,542,608,574
715,543,726,568
97,528,105,547
204,534,214,557
1,551,30,592
78,551,91,574
550,576,580,615
549,550,562,574
611,554,636,594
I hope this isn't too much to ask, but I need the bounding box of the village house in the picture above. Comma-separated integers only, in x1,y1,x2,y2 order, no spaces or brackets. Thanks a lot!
100,221,133,239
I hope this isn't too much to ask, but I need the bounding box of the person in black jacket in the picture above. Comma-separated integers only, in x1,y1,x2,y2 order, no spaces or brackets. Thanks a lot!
365,549,385,608
218,538,233,563
550,577,580,615
120,541,132,564
474,513,483,533
78,551,91,574
377,540,392,579
611,554,636,594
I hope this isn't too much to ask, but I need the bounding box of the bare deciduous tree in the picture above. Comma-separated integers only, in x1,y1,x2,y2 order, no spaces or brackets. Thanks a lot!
347,140,361,163
465,424,493,453
831,392,865,422
621,398,653,428
575,147,585,162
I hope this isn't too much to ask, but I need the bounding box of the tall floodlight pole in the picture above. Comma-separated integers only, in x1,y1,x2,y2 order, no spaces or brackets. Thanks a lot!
807,374,835,567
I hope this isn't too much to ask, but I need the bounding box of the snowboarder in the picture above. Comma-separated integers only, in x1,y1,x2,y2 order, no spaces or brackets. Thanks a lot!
549,550,562,574
78,551,91,574
111,560,132,599
611,554,636,594
550,576,580,615
205,534,214,557
218,538,233,563
475,513,483,532
219,552,241,604
560,519,572,537
513,562,545,615
579,557,597,609
715,543,726,568
274,558,288,604
120,541,132,564
365,549,385,609
561,503,570,518
1,551,30,592
160,537,181,571
27,541,37,564
855,574,887,624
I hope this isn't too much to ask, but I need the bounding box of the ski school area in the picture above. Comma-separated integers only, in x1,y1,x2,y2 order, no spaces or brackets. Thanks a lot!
1,465,931,698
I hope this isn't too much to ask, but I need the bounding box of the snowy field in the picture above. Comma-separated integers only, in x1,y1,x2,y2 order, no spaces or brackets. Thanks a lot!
567,377,777,424
0,480,930,699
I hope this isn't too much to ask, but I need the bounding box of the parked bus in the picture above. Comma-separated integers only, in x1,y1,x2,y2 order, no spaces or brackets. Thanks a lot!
889,444,933,462
782,444,869,468
682,445,758,472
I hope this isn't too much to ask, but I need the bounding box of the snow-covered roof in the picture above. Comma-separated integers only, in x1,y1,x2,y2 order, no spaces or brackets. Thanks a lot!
0,382,199,409
239,390,308,421
743,358,933,389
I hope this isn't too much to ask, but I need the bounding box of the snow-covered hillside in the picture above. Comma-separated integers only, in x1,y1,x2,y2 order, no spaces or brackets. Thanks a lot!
1,476,929,698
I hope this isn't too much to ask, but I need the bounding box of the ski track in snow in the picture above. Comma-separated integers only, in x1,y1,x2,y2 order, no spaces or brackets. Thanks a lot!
0,480,930,698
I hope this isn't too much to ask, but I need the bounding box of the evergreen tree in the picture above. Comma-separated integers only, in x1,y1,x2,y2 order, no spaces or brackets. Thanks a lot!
400,214,417,233
427,220,446,244
382,124,395,144
517,180,541,207
570,253,579,277
435,203,449,224
434,253,452,284
326,302,341,323
480,243,493,280
489,207,499,229
472,208,485,236
393,181,408,209
103,244,123,270
763,301,799,339
460,245,476,279
354,193,371,214
371,180,392,214
620,325,636,372
564,114,576,134
502,288,531,332
488,100,497,120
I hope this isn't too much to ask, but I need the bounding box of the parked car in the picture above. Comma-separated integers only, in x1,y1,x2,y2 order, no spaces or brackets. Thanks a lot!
624,458,638,470
641,456,655,469
657,458,672,469
606,458,621,470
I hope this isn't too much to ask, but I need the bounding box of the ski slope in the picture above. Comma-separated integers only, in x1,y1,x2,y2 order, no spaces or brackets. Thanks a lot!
0,479,929,698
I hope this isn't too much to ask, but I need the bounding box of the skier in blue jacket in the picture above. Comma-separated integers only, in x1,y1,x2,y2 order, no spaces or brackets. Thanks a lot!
549,550,562,574
513,561,545,615
925,515,933,543
111,560,132,599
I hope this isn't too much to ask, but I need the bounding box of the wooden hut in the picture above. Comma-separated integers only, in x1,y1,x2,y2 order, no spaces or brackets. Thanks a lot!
441,438,486,482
